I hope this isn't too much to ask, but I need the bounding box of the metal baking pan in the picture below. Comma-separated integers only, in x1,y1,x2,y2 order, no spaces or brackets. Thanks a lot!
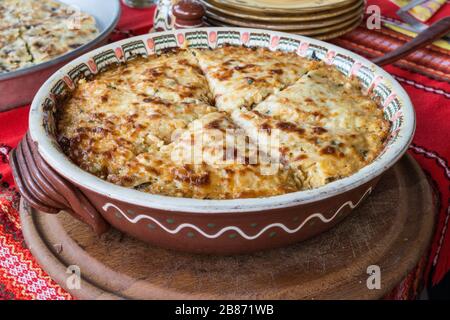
0,0,121,112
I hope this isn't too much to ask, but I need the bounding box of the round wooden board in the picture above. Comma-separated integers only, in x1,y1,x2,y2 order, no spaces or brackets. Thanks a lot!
19,155,436,300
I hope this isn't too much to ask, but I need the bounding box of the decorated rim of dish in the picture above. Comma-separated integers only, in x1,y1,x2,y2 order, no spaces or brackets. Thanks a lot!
28,27,415,213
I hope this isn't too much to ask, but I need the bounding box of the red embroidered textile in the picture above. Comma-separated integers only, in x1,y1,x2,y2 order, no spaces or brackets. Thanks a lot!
0,1,449,299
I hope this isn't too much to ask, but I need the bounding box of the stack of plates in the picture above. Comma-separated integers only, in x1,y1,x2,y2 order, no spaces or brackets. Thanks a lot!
202,0,365,40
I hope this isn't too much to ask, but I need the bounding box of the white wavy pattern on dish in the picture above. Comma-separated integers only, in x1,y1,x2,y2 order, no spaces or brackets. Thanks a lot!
102,187,372,240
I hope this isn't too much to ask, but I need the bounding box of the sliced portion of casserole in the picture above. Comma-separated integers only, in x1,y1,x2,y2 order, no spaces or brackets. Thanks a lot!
21,13,98,64
59,105,300,199
254,63,390,135
0,1,21,31
56,73,215,187
138,112,300,199
231,64,389,189
192,45,318,112
121,50,214,105
0,0,99,72
0,29,33,72
13,0,74,27
232,109,385,189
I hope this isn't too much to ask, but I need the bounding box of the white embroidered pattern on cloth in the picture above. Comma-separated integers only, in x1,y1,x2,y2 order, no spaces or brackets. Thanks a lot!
0,242,66,299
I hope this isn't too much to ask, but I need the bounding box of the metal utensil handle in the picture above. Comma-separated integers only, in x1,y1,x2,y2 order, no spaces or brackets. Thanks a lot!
373,16,450,66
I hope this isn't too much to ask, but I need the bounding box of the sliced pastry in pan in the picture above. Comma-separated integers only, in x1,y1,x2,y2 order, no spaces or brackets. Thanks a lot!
148,112,300,199
120,50,214,105
231,64,390,189
83,111,299,199
0,1,21,31
231,108,386,190
21,15,98,63
56,78,215,187
254,63,390,135
0,0,99,71
0,29,33,73
13,0,94,28
192,45,318,112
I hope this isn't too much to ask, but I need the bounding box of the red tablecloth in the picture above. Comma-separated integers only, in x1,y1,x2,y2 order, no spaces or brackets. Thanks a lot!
0,0,449,300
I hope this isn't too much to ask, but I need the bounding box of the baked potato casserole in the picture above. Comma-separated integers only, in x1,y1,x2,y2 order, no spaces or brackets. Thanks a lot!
56,45,390,199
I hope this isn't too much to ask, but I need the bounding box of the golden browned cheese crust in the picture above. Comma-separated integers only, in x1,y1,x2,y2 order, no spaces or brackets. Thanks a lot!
116,52,214,104
57,48,390,199
136,112,300,199
0,0,98,73
192,45,319,112
232,63,390,189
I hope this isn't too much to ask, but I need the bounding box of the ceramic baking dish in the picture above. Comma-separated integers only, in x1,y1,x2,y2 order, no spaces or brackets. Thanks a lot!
0,0,121,111
12,27,415,254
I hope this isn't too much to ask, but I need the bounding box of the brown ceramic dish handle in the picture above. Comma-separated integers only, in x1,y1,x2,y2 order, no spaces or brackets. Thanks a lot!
10,133,109,235
373,16,450,66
